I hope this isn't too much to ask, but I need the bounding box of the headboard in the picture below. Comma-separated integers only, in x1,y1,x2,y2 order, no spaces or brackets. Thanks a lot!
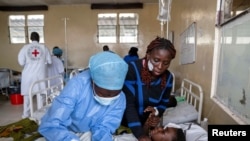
29,75,64,124
162,78,204,125
180,78,203,124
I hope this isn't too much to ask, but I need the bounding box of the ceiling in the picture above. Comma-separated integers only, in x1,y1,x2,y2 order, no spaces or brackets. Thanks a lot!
0,0,249,13
1,0,249,10
0,0,158,6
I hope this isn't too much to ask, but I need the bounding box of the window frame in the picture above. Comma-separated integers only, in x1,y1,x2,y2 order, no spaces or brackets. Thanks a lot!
211,0,250,124
8,14,45,44
97,13,139,44
8,15,26,44
97,13,118,43
119,13,139,43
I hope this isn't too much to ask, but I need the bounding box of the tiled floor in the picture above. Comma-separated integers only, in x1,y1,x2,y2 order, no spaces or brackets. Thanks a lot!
0,94,23,125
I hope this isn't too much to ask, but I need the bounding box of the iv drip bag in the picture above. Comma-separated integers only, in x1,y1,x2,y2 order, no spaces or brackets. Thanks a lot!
157,0,172,22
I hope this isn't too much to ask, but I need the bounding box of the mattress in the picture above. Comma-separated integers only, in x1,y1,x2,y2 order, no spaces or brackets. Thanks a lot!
0,70,10,88
162,101,198,125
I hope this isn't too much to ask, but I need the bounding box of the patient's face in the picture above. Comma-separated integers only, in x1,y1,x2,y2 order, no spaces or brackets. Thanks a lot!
150,126,177,141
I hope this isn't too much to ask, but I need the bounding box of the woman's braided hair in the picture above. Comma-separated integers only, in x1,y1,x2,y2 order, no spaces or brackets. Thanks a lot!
141,36,176,88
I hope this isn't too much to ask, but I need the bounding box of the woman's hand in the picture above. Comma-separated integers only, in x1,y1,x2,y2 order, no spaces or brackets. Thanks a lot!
144,106,160,128
144,106,157,117
146,115,160,128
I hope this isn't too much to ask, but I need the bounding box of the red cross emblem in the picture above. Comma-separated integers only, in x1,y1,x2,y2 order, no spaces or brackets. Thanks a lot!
32,49,40,57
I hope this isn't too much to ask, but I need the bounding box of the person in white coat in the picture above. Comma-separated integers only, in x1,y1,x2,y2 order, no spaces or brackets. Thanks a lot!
18,32,52,119
47,46,65,86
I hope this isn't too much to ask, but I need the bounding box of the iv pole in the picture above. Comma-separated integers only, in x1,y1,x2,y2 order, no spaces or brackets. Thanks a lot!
63,17,69,81
166,0,171,39
159,0,165,38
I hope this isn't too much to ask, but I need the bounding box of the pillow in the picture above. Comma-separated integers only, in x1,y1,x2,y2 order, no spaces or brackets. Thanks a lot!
162,101,198,125
180,123,208,141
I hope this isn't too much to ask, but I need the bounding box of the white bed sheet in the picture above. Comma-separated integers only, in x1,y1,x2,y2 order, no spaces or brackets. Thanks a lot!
162,101,198,125
180,122,208,141
162,78,203,126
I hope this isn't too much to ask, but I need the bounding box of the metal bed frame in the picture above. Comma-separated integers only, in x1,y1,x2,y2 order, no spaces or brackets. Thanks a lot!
0,68,11,96
29,75,64,124
162,78,204,125
180,78,203,124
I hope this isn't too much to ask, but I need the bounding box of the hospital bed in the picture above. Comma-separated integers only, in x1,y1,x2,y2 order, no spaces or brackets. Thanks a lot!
162,78,204,125
69,67,88,79
0,75,64,141
0,68,10,96
29,75,64,124
170,71,175,94
29,67,88,124
0,68,21,98
161,78,207,140
1,77,206,141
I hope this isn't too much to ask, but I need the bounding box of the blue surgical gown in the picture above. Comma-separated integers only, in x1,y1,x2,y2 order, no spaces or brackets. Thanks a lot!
38,70,126,141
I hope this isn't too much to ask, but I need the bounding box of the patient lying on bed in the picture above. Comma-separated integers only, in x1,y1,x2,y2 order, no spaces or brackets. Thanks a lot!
0,120,206,141
77,122,207,141
111,105,207,141
78,106,207,141
79,122,185,141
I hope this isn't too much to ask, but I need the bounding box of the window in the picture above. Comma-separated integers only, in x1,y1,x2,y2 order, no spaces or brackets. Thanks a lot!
211,0,250,124
97,13,138,43
98,13,117,43
119,13,138,43
27,15,44,43
9,15,25,44
9,14,44,44
216,0,249,25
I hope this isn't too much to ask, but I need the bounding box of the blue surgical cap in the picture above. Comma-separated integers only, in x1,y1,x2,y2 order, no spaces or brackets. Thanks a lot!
89,52,128,90
53,48,63,56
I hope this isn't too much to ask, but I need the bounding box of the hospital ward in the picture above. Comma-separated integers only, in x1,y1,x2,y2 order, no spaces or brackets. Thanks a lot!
0,0,250,140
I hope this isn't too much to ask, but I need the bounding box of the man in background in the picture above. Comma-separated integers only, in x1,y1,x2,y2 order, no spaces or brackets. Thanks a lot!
103,45,110,51
103,45,115,53
18,32,52,119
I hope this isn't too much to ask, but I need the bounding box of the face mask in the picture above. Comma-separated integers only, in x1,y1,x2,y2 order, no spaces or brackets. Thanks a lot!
93,84,120,106
148,60,154,71
94,93,120,106
164,123,181,129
